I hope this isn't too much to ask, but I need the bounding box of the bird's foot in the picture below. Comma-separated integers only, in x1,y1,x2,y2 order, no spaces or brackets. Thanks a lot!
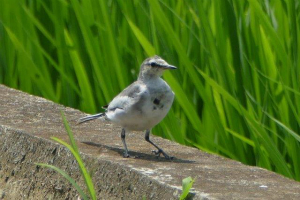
123,152,130,158
123,152,139,159
151,149,173,160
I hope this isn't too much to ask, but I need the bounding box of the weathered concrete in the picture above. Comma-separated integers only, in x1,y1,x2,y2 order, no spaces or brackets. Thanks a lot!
0,84,300,200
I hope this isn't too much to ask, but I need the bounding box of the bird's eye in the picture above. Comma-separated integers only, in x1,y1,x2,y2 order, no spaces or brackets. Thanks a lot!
150,62,156,67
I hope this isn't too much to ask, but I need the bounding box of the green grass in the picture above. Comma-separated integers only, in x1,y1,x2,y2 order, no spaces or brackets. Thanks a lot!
1,0,300,181
180,176,195,200
36,111,96,200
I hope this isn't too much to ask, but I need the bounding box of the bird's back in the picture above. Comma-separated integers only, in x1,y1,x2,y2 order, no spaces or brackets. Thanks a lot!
105,78,174,131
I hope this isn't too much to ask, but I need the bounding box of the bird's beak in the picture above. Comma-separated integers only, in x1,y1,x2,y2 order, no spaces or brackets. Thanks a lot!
163,64,177,70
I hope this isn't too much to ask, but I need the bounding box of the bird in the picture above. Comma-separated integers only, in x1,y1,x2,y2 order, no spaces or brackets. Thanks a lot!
79,55,176,159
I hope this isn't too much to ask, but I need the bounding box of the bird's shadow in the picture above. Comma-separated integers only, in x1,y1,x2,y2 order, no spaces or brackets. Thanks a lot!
81,141,196,164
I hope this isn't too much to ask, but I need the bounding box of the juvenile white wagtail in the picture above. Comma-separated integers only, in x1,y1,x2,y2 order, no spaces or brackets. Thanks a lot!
79,55,176,159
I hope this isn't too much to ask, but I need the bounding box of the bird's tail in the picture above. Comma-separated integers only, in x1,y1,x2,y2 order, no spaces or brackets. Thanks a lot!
78,113,105,124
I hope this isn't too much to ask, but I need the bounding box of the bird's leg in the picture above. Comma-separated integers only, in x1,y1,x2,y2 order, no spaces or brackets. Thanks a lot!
145,130,173,160
121,128,130,158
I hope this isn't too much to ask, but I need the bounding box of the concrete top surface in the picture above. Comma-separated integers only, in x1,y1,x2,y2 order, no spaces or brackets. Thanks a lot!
0,84,300,199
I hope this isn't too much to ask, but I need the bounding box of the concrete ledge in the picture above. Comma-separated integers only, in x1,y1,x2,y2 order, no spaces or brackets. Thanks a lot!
0,84,300,199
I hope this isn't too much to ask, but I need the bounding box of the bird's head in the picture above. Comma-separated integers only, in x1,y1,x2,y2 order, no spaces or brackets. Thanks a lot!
138,55,176,81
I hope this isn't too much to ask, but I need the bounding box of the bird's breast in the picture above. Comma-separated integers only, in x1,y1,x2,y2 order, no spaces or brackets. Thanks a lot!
111,78,175,131
139,81,174,125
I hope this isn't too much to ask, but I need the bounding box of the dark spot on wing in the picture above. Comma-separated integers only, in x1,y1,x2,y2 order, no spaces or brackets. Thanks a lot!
160,104,164,109
153,106,157,110
153,98,160,105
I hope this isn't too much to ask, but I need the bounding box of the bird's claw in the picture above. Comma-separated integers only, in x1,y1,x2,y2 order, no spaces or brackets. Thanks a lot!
123,152,130,158
123,152,139,159
151,149,173,160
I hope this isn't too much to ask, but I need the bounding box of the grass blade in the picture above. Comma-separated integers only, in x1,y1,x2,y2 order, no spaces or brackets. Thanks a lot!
36,163,89,200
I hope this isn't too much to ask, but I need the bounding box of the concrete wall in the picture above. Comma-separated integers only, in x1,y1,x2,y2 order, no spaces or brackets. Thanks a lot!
0,84,300,199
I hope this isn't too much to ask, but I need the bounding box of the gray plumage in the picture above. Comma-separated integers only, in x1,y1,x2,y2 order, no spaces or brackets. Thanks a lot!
79,55,176,159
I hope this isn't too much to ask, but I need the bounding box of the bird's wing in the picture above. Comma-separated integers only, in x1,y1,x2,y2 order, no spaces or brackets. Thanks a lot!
106,81,148,112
